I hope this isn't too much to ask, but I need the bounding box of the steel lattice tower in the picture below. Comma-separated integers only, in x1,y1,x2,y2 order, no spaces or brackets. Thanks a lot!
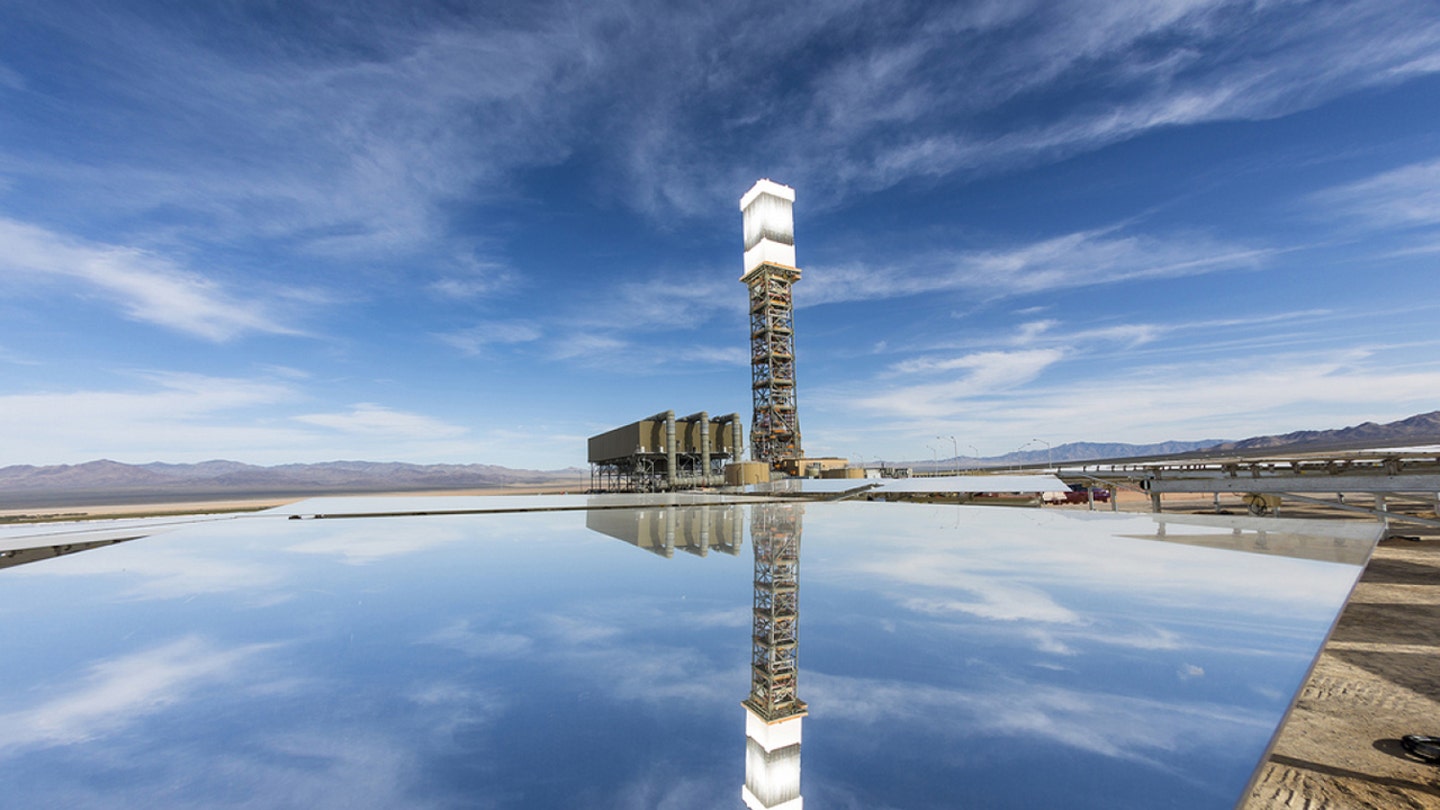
741,180,803,468
742,503,806,810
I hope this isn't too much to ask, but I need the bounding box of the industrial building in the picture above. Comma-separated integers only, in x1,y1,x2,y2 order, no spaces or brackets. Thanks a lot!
587,410,743,492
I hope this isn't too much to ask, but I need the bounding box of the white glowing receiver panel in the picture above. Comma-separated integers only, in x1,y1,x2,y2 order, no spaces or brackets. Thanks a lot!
741,179,797,279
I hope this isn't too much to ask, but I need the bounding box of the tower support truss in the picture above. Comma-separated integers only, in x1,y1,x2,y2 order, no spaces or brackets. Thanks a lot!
747,266,803,465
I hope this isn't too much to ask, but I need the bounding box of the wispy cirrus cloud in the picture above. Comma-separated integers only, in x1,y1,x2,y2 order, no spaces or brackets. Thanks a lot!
1312,157,1440,231
436,321,543,356
856,348,1065,418
293,404,468,440
612,0,1440,210
845,346,1440,444
427,257,517,301
804,228,1272,306
0,218,300,340
0,373,497,466
20,0,1435,240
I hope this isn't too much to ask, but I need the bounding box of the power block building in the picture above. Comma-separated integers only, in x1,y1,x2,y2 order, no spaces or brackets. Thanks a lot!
587,410,743,492
741,180,804,469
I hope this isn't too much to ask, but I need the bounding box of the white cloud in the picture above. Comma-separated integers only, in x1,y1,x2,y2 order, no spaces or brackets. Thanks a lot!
0,218,300,340
293,403,468,440
801,0,1440,196
833,345,1440,452
427,256,516,300
858,349,1065,417
0,373,301,464
804,228,1271,306
437,321,543,356
1312,157,1440,231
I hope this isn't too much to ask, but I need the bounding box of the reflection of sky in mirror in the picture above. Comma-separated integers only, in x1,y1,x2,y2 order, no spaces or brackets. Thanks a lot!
0,500,1377,808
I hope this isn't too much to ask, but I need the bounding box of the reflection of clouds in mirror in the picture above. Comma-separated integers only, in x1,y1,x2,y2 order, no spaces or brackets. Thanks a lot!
0,636,276,756
237,731,426,808
419,620,534,658
544,614,626,645
826,507,1360,617
608,771,737,810
559,643,739,707
11,545,284,601
405,681,507,739
538,604,741,707
688,607,751,629
807,671,1265,767
414,596,743,710
1027,628,1077,656
900,587,1080,624
285,524,473,564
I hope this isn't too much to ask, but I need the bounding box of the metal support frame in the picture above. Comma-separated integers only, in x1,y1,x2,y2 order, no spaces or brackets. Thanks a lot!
746,265,803,469
1280,492,1440,529
1144,473,1440,494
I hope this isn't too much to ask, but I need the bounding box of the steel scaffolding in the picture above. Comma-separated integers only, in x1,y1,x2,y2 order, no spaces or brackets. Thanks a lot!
744,504,807,723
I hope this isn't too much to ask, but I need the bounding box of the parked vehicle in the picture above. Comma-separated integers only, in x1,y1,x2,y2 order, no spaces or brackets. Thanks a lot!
1044,484,1111,504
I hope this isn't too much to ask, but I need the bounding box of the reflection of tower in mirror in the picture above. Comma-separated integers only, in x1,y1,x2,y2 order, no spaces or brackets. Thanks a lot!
742,504,805,810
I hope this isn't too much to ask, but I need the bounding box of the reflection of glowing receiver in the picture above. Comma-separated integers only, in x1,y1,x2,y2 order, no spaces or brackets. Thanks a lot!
743,708,804,810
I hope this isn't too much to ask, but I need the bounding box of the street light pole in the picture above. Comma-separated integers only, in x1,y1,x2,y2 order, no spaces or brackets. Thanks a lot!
1034,438,1052,468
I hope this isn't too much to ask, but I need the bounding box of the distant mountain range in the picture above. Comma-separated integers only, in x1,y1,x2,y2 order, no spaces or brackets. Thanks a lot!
0,459,586,508
915,410,1440,469
1204,410,1440,453
917,439,1229,469
6,411,1440,507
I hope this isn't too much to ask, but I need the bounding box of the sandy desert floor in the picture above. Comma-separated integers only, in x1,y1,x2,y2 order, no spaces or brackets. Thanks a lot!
4,485,1437,805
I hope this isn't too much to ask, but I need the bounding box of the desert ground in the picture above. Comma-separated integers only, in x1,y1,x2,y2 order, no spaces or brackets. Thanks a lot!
4,485,1437,806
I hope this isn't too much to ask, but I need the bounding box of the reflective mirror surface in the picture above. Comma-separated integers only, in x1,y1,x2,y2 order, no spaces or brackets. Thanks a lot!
0,499,1379,808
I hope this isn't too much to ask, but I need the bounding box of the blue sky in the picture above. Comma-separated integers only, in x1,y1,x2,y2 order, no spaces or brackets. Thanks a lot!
1,0,1438,469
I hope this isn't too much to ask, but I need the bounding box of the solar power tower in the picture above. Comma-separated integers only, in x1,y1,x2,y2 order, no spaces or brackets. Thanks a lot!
742,504,806,810
741,179,803,468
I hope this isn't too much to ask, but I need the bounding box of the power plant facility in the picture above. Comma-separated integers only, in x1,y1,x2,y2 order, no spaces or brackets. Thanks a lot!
587,178,837,492
588,411,743,492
